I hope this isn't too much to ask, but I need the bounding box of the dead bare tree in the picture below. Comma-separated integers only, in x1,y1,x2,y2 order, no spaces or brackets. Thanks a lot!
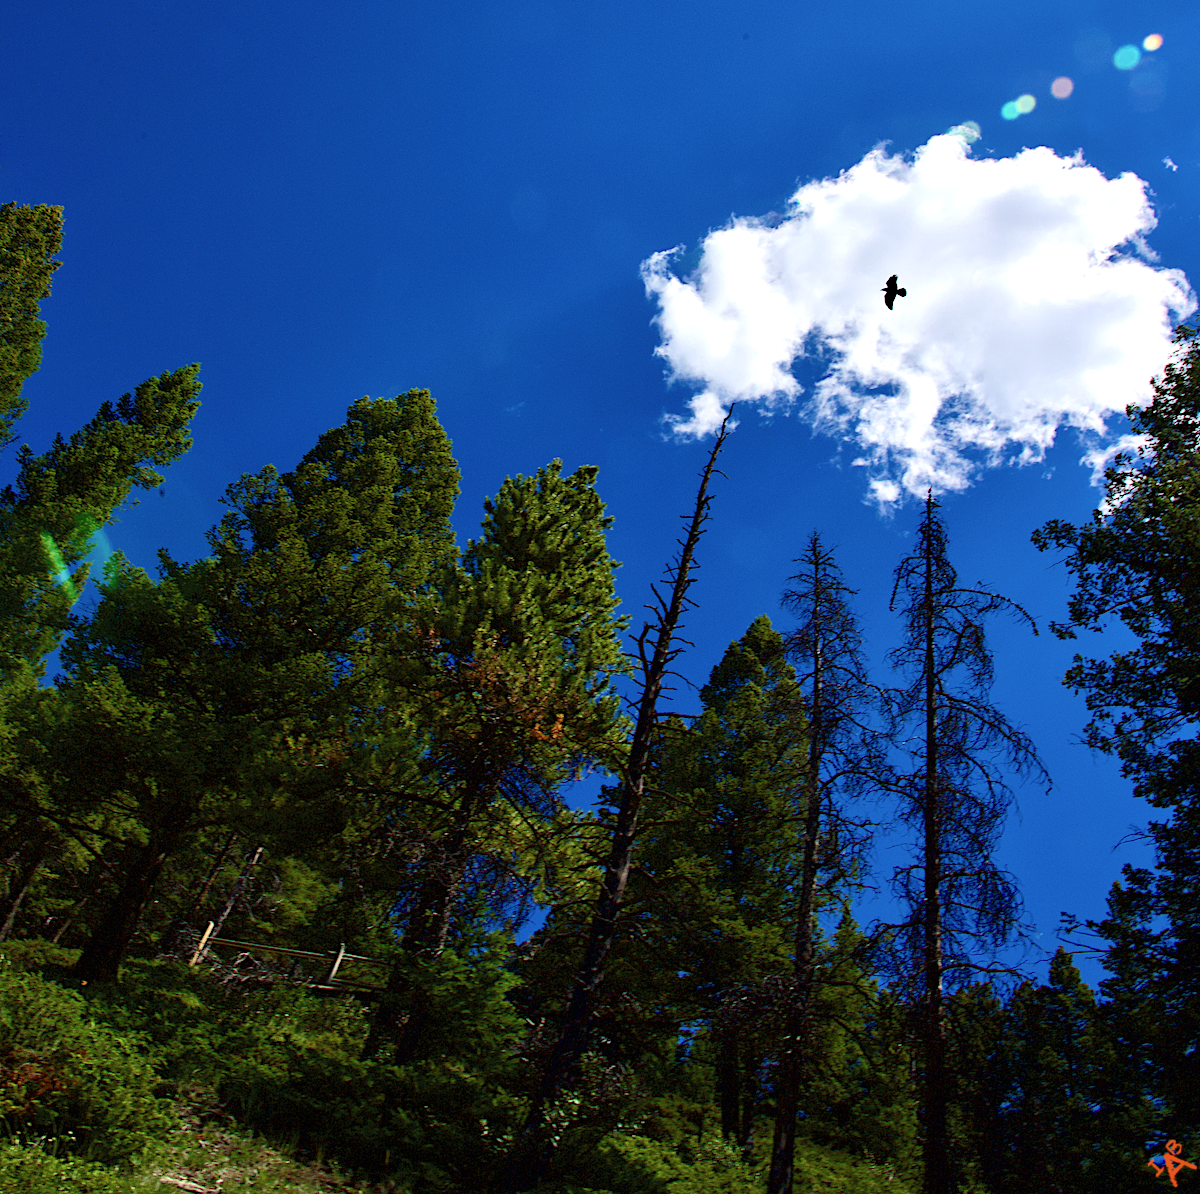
880,492,1047,1194
493,410,735,1193
766,531,887,1194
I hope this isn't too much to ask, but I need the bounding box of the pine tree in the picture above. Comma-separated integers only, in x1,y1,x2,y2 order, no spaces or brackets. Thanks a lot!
992,951,1106,1194
0,364,202,688
58,391,459,981
633,615,808,1151
767,532,885,1194
0,204,201,954
1033,322,1200,1137
362,457,631,1061
882,493,1047,1194
0,202,62,449
796,915,920,1179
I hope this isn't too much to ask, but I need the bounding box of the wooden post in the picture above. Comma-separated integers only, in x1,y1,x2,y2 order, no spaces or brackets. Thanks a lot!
188,921,215,968
326,943,347,984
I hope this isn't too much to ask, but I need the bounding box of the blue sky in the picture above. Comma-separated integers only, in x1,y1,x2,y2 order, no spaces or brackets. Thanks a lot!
5,0,1198,989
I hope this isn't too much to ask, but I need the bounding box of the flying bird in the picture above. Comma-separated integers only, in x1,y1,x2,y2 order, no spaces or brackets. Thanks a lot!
882,274,906,310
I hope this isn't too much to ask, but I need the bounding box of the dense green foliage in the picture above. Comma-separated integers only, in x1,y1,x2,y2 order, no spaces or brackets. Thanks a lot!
4,206,1200,1193
1031,323,1200,1189
0,202,62,448
0,1141,137,1194
0,955,169,1164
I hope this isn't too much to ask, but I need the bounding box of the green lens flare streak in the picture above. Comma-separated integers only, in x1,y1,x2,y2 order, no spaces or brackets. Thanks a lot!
39,530,78,602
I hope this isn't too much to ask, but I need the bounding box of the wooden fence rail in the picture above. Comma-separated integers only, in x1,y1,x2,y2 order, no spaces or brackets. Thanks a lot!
188,921,390,991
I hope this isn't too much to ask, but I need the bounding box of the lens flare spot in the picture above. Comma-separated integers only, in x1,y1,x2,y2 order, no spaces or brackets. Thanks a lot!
1143,33,1163,52
1015,94,1036,114
1001,100,1020,120
1113,44,1142,70
1051,76,1074,99
946,120,981,142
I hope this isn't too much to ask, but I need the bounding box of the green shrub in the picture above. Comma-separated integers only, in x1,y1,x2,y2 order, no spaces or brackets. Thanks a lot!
68,956,240,1090
71,944,528,1187
790,1138,915,1194
0,958,171,1164
548,1128,917,1194
0,1140,140,1194
0,939,78,973
212,945,529,1188
555,1131,762,1194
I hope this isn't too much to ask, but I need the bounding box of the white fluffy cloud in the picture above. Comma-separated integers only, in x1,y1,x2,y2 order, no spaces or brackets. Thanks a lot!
641,133,1194,503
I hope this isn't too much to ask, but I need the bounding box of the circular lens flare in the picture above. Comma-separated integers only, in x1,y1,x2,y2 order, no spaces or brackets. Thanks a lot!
1015,94,1036,114
1001,101,1020,120
1113,44,1142,70
1051,76,1074,99
1143,33,1163,52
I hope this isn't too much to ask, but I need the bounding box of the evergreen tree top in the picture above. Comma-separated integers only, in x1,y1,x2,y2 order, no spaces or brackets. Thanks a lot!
0,202,63,450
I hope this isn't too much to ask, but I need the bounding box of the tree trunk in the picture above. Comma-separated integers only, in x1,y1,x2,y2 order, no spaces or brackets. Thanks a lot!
768,584,827,1194
71,815,189,983
769,1043,801,1193
503,776,644,1186
924,991,949,1194
719,1031,741,1140
494,415,733,1193
206,844,263,943
766,830,820,1191
921,511,949,1194
160,829,240,954
739,1049,758,1154
0,850,44,942
50,895,89,945
373,863,465,1066
361,785,483,1063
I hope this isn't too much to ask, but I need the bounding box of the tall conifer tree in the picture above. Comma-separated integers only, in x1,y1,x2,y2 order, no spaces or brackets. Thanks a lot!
1034,323,1200,1130
634,615,808,1151
0,202,62,449
363,458,631,1060
61,391,458,981
767,532,884,1194
0,204,201,951
884,493,1046,1194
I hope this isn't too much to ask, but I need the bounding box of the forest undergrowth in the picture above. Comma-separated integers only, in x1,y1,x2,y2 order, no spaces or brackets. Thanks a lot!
0,939,910,1193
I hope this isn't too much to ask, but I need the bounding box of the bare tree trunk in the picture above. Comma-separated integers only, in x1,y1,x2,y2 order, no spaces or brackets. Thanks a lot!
50,895,89,945
160,829,240,953
716,1038,758,1150
767,773,821,1192
883,492,1043,1194
207,844,263,943
768,1036,802,1192
494,413,734,1193
0,850,44,942
921,525,949,1194
771,538,855,1194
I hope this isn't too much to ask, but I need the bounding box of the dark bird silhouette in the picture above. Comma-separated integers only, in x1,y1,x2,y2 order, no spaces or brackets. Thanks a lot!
882,274,906,310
